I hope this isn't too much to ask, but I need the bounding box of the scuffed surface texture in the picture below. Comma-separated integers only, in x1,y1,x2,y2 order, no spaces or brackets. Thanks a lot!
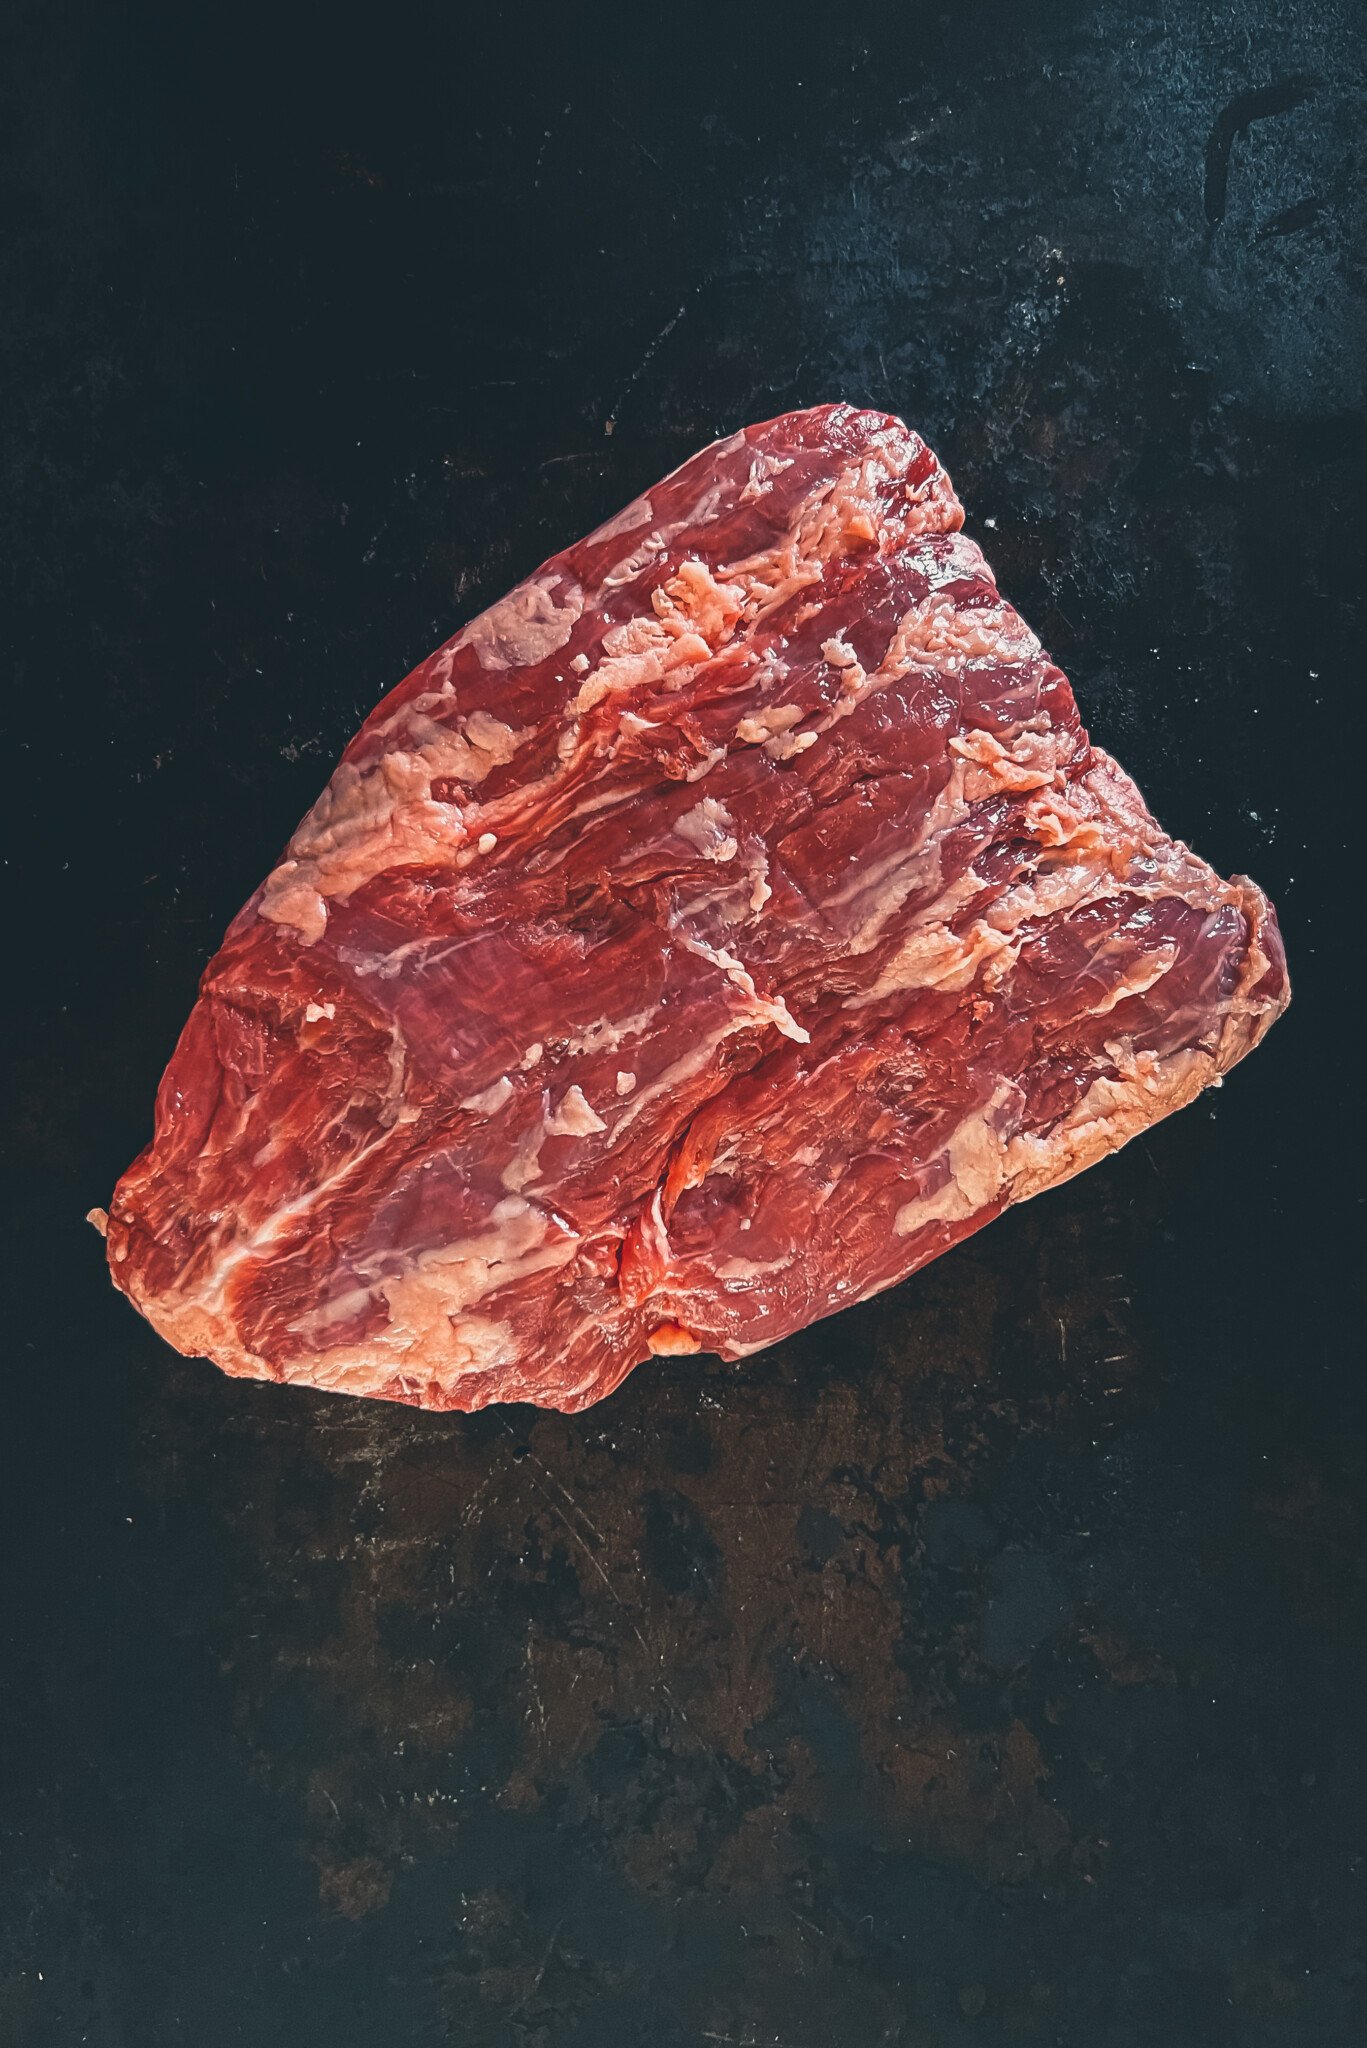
5,0,1362,2043
104,405,1284,1411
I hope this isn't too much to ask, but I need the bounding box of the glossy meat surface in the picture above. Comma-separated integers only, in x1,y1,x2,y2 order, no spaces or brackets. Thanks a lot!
100,405,1288,1410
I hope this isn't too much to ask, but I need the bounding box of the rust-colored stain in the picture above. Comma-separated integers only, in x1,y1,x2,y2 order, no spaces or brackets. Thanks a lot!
318,1857,393,1921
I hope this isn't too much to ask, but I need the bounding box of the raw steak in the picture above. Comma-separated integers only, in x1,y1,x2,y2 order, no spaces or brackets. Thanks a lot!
97,405,1288,1411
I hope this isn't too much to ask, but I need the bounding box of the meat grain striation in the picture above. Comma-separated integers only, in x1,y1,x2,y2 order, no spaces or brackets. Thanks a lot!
98,406,1288,1410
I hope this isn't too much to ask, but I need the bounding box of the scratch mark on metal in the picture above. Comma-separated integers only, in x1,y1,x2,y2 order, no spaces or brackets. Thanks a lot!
604,304,687,434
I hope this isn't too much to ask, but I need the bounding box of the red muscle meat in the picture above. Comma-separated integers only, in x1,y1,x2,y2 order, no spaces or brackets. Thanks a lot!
98,406,1288,1411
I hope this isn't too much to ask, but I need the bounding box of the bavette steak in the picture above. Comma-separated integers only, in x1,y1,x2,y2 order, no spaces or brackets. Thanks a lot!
97,405,1288,1411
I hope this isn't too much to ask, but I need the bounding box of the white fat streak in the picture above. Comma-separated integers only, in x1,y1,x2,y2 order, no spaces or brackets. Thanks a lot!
720,430,917,619
170,1021,413,1319
848,820,1178,1012
845,908,1016,1007
602,536,668,590
830,761,971,955
588,491,654,545
608,1022,750,1141
295,1196,580,1389
751,540,1041,779
891,593,1039,671
569,617,675,713
950,724,1068,798
460,1074,515,1115
894,1089,1017,1235
765,728,818,762
735,703,804,745
683,743,728,783
284,1315,521,1400
672,858,771,928
807,627,1072,958
1085,946,1180,1016
501,1104,549,1192
739,451,795,502
677,934,809,1044
674,796,738,861
894,1042,1216,1242
557,1008,656,1057
715,1253,793,1284
259,713,528,943
545,1085,607,1136
459,574,584,671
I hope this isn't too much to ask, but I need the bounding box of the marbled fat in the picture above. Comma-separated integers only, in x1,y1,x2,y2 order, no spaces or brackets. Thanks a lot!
101,405,1288,1411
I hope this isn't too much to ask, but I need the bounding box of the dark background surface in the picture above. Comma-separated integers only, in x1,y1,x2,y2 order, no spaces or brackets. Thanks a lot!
4,2,1365,2041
